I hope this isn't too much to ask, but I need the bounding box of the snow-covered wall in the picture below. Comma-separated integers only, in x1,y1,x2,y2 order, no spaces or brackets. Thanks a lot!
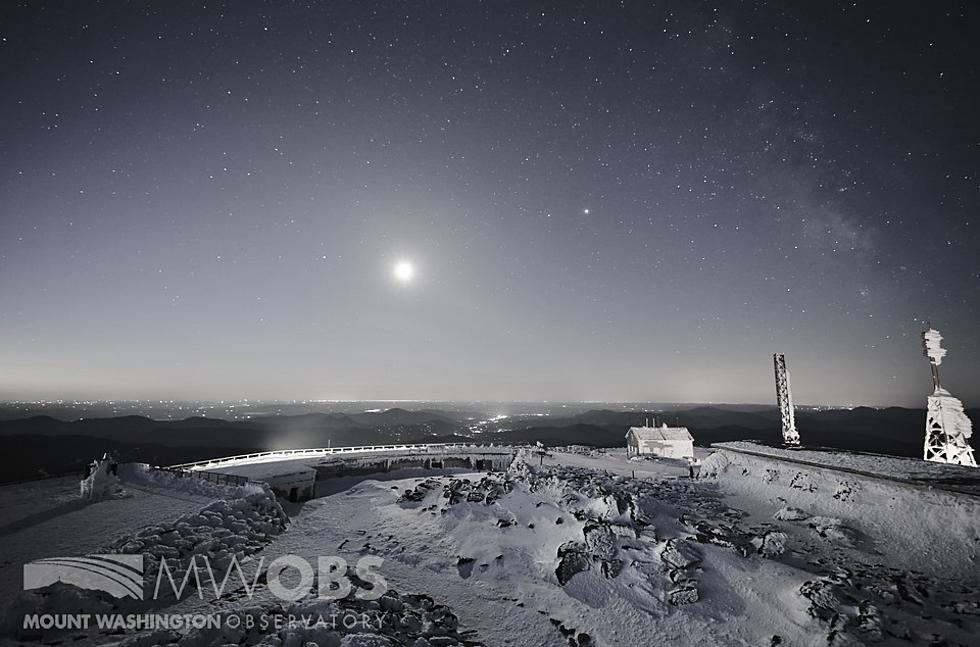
118,463,263,499
263,468,316,501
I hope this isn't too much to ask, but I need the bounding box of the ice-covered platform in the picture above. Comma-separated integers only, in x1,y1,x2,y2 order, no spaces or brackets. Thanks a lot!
711,441,980,496
171,443,515,501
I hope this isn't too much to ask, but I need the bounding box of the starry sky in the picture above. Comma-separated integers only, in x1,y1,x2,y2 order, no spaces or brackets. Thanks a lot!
2,1,979,406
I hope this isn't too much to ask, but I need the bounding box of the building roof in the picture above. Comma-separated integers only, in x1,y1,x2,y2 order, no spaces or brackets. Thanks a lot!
626,425,693,442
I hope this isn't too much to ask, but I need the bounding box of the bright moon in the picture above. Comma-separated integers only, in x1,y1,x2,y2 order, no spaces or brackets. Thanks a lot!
393,260,415,283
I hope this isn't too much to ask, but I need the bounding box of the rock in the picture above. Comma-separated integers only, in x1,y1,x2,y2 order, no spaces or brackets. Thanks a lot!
609,523,637,539
668,586,699,605
121,540,144,553
799,580,845,622
399,488,427,503
116,628,182,647
660,539,700,569
949,600,980,615
456,558,475,579
426,638,459,646
773,507,809,521
756,531,788,557
600,559,624,578
788,472,816,492
854,601,883,641
582,523,616,561
154,545,180,559
667,567,692,584
555,542,591,585
379,595,404,613
806,517,854,546
400,613,423,633
688,520,757,556
339,635,397,646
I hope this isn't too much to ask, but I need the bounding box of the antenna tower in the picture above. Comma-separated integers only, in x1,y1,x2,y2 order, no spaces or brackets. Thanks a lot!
922,328,976,467
773,353,801,446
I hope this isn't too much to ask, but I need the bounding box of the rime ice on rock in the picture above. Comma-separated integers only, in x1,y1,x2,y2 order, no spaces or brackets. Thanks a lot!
921,328,977,467
79,453,120,499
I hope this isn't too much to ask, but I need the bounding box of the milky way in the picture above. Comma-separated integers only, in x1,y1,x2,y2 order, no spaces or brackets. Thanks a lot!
1,2,978,405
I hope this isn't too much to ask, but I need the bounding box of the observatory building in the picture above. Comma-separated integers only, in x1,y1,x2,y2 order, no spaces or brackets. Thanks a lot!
625,424,694,458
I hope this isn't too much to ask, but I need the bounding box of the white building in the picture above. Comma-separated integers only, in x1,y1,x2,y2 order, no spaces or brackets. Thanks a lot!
625,424,694,458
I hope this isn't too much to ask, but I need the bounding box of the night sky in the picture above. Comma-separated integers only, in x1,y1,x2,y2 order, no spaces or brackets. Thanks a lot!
2,2,978,406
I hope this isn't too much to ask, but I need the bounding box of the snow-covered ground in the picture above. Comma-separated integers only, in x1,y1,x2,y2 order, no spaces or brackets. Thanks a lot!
712,441,980,495
141,452,811,646
1,448,978,646
699,446,980,644
702,445,980,576
541,448,710,480
0,471,228,610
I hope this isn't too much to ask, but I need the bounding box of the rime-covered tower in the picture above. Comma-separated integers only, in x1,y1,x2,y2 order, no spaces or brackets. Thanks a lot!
773,353,801,446
922,328,977,467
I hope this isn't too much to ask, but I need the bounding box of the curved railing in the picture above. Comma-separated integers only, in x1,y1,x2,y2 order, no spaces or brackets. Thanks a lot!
169,442,512,470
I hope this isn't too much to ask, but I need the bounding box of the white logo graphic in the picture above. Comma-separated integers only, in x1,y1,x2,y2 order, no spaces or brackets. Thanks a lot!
23,555,144,600
22,553,386,603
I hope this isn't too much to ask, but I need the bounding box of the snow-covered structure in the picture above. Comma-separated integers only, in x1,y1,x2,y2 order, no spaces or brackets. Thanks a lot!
773,353,801,446
625,424,694,458
79,453,120,499
209,463,316,501
922,328,976,467
179,444,515,502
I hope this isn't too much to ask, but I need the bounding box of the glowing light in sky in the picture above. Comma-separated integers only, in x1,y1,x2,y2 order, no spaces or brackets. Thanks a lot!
393,260,415,283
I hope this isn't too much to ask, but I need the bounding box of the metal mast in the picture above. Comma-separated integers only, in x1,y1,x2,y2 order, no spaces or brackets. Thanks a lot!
773,353,801,446
922,328,976,467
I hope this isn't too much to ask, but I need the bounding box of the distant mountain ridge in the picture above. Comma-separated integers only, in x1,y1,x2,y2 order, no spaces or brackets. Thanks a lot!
0,405,970,483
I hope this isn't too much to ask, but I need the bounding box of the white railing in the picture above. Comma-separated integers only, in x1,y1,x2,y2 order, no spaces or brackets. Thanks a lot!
169,442,512,470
